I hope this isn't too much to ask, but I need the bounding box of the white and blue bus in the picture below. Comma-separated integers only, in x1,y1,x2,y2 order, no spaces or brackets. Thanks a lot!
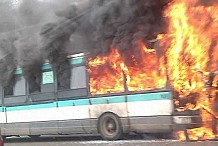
0,53,201,140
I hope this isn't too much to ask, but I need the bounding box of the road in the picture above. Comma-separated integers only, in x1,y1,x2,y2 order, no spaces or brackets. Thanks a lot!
4,136,218,146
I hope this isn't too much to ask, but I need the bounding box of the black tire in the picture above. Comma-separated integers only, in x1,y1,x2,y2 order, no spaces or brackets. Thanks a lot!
98,113,123,141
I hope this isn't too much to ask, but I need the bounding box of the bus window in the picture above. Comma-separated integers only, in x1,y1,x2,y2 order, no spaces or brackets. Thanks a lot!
28,73,41,94
13,75,26,96
25,64,42,94
41,61,55,93
12,67,26,96
4,80,13,97
57,60,71,90
3,68,27,97
71,66,86,89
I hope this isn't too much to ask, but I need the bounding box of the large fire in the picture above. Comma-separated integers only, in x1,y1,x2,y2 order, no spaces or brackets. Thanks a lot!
159,0,218,140
88,43,167,94
87,0,218,140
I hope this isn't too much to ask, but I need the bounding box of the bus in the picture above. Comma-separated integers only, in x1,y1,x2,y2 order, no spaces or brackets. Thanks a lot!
0,52,201,141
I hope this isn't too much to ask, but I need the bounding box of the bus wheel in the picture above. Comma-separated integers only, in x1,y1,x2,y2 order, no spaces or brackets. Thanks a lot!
98,113,122,140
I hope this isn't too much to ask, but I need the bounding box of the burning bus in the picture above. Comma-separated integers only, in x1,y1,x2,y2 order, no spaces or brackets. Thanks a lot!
0,0,218,141
0,49,202,140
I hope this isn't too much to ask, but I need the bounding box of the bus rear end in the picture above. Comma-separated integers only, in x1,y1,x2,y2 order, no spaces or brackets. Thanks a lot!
124,91,202,136
87,45,203,140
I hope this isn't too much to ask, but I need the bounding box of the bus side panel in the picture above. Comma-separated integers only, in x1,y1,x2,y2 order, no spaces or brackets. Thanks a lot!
56,99,91,134
6,103,58,123
0,107,7,135
1,123,30,136
30,121,58,135
89,95,129,133
127,92,174,133
0,107,5,124
4,103,59,136
58,119,94,134
0,86,6,126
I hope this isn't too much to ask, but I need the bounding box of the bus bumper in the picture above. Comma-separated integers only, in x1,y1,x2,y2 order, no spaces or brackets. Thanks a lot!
172,109,202,130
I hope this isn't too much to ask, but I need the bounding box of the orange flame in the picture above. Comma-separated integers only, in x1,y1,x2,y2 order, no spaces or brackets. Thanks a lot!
88,49,125,94
88,43,167,95
87,0,218,140
159,0,218,140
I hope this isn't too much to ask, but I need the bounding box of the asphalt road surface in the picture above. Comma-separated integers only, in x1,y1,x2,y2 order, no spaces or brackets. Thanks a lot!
4,136,218,146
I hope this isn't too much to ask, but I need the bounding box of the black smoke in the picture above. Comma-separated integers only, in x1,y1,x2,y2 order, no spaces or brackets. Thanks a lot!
41,0,169,63
0,33,17,86
0,0,171,88
0,0,70,87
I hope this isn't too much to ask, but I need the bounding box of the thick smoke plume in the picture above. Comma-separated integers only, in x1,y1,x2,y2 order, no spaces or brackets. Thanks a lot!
0,0,73,86
0,0,169,87
41,0,168,65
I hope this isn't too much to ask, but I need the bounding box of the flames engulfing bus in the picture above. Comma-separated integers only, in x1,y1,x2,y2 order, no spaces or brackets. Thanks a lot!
0,52,201,140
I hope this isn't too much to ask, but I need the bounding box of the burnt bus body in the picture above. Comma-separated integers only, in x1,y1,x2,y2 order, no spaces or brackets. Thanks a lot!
0,54,201,140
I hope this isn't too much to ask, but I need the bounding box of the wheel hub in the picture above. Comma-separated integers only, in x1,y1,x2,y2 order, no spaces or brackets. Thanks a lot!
105,118,116,134
107,122,115,130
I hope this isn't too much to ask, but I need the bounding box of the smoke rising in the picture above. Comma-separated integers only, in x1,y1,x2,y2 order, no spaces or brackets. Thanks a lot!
0,0,169,87
0,0,77,86
41,0,167,63
0,34,17,86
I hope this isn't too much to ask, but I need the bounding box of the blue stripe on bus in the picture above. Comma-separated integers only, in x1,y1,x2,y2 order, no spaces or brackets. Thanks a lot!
2,91,171,112
58,99,89,107
6,102,57,112
0,107,4,112
90,96,125,105
128,92,171,102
